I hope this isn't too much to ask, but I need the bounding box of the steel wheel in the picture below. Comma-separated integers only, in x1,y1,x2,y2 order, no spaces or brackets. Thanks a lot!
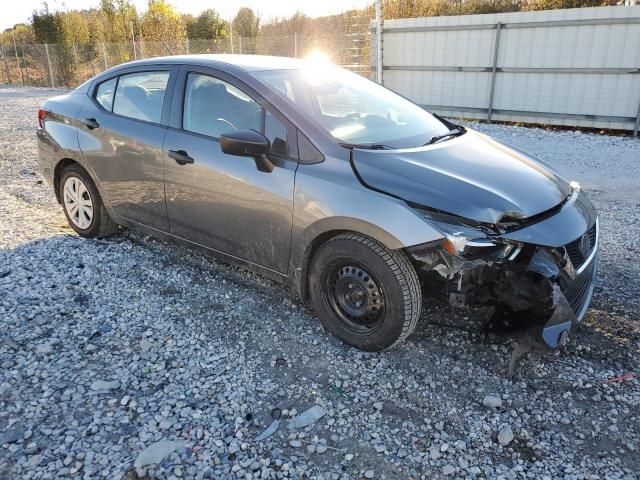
324,263,386,334
63,176,94,230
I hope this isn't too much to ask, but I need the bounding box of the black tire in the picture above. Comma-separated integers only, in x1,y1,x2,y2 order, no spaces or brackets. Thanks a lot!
308,233,422,351
59,164,118,238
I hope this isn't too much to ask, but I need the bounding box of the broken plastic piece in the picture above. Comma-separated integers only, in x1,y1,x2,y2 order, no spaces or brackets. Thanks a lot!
541,284,576,348
254,419,281,441
134,440,184,467
603,373,637,384
287,405,326,430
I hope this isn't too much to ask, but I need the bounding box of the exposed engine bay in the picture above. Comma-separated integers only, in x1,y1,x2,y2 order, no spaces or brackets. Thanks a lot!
407,220,598,348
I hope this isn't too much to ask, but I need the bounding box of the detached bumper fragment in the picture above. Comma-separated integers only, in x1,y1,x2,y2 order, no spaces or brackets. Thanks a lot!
542,284,576,348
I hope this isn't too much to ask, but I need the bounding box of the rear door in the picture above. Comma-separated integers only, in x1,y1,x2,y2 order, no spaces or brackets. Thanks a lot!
163,66,298,273
78,66,177,231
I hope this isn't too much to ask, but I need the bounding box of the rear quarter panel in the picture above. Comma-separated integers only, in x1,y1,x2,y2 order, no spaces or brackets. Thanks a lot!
37,92,88,189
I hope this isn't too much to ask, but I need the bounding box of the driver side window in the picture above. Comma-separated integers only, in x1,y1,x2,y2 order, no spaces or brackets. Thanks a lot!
182,73,261,138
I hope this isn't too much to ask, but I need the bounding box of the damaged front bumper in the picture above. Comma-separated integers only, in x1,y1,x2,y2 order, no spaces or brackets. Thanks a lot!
408,216,598,348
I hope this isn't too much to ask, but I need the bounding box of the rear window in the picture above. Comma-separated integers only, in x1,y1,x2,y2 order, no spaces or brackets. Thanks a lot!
95,77,117,111
112,71,169,124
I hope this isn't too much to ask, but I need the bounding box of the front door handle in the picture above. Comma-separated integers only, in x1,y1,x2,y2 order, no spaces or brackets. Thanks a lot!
168,149,195,165
82,118,99,130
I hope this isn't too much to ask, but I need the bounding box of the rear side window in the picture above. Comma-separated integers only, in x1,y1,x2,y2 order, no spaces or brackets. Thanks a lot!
113,71,169,123
95,77,117,111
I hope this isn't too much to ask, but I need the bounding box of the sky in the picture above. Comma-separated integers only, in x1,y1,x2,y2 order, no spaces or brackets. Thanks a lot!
1,0,374,31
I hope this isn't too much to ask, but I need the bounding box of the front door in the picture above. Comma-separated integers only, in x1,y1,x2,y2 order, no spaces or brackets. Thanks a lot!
78,68,175,231
163,68,298,273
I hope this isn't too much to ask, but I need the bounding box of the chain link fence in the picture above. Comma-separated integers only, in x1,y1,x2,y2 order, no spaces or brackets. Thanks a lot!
0,32,372,89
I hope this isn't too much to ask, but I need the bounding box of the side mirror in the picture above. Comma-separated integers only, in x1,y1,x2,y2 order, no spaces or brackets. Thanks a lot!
220,129,274,173
220,129,269,156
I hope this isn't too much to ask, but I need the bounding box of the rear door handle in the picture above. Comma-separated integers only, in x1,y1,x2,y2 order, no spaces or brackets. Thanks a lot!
168,149,195,165
82,118,99,130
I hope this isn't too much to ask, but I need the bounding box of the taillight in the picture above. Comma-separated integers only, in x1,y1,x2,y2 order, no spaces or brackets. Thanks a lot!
38,108,48,128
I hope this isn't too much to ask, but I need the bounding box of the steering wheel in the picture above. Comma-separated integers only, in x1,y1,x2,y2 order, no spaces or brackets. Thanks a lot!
344,112,363,121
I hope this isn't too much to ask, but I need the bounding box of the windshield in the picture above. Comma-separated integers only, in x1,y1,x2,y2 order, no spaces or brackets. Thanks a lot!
252,66,450,148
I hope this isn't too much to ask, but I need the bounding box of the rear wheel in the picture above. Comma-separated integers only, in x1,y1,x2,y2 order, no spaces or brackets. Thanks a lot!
309,233,422,351
59,164,117,238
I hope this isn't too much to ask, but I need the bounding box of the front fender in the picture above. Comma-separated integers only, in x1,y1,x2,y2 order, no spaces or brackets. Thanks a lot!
288,158,444,299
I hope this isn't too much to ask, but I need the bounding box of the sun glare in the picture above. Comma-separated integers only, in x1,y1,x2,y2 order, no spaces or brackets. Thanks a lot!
304,50,331,65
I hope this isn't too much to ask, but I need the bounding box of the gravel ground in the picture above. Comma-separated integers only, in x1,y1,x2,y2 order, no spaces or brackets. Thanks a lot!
1,85,638,480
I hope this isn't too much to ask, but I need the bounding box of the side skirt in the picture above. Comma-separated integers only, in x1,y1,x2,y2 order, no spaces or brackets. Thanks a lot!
115,217,291,287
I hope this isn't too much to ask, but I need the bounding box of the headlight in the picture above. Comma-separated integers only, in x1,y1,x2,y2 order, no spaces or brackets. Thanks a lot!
416,209,516,260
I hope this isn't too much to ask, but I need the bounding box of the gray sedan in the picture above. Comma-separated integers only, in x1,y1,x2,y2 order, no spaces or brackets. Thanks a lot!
37,55,598,351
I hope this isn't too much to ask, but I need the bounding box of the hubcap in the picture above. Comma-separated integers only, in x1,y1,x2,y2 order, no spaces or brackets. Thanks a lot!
63,176,93,229
327,265,385,332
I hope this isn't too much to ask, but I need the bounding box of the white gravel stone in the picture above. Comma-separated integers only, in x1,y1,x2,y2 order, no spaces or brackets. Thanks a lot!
442,465,456,475
482,395,503,408
89,380,120,391
35,343,54,354
498,426,515,446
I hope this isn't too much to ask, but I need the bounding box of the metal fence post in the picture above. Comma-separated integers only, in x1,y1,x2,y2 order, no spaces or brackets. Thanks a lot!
634,99,640,137
375,0,383,85
132,24,138,59
44,43,55,88
239,36,242,54
102,43,108,70
487,22,502,123
72,42,80,84
294,32,298,58
185,37,189,54
12,31,24,85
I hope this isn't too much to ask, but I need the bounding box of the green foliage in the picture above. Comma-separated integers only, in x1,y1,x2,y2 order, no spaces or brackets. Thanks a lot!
141,0,186,42
382,0,455,18
522,0,610,11
260,11,309,36
8,25,35,44
99,0,139,43
380,0,608,18
232,7,260,38
32,3,62,44
185,9,227,40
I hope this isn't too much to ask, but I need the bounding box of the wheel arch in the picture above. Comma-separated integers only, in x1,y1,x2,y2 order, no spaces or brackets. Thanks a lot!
289,217,408,302
53,158,81,203
53,157,112,219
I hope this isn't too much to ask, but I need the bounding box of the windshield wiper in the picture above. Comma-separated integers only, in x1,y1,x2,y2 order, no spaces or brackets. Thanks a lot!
424,127,466,146
339,142,395,150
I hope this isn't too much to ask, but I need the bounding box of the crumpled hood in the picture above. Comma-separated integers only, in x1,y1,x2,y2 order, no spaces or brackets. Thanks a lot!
351,129,571,224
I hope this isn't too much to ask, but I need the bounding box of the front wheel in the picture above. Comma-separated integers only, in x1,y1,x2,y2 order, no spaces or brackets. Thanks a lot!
308,233,422,351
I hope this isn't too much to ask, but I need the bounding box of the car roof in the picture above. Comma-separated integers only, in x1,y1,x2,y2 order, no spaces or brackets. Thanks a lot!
119,54,305,72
